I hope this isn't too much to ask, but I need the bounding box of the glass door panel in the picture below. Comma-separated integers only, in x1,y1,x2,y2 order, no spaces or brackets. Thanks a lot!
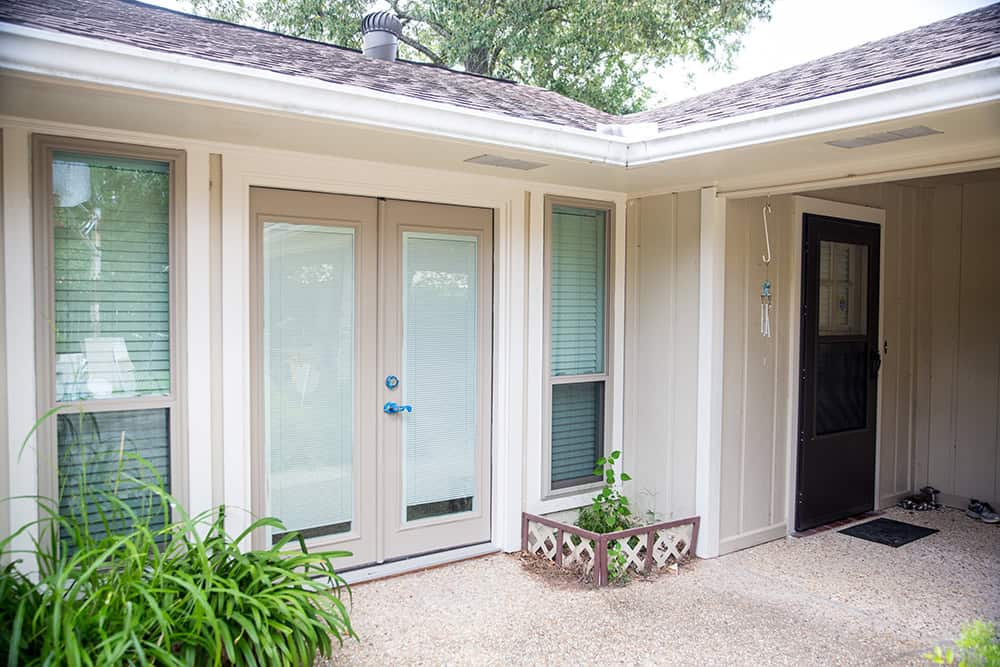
263,223,355,539
251,187,377,568
402,232,479,522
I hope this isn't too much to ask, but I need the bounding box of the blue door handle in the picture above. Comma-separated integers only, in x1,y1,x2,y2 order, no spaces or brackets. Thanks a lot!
383,401,413,414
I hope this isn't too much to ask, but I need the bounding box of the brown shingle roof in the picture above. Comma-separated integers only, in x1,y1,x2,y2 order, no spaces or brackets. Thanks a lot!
1,0,998,133
0,0,615,130
625,1,1000,130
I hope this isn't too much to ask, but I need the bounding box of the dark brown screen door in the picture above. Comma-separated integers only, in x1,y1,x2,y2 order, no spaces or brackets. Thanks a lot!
796,214,881,532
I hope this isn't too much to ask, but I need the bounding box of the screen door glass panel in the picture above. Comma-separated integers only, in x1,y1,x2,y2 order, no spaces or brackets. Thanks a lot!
818,241,868,336
402,232,478,522
263,223,355,539
815,341,868,434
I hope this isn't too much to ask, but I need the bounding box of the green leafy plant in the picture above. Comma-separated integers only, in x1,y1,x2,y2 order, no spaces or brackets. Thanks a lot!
576,450,634,535
575,450,635,582
926,620,1000,666
1,414,355,666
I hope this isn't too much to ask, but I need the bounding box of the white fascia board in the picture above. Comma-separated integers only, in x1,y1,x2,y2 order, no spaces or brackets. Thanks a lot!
0,23,630,164
626,57,1000,166
1,22,998,169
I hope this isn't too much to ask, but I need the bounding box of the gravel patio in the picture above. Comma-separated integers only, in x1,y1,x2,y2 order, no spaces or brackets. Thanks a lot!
323,507,998,666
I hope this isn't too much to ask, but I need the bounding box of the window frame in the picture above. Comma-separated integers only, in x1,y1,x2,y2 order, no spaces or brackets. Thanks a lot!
32,134,188,519
542,195,615,496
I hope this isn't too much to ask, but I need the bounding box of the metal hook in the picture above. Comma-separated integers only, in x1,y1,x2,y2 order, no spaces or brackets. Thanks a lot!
762,198,773,265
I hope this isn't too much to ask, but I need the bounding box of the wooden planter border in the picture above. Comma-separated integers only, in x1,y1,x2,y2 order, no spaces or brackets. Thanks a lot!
521,512,700,586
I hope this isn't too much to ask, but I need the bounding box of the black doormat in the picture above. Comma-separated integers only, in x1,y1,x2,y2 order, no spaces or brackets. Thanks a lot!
838,518,938,547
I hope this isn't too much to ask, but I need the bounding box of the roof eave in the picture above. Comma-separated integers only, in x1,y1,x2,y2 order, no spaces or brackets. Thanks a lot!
1,22,998,169
0,22,631,164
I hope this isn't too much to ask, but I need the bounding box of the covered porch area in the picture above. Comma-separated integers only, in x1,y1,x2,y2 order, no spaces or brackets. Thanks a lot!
626,157,1000,557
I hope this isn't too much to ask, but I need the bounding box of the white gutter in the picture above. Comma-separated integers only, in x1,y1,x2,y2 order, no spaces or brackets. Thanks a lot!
1,22,998,168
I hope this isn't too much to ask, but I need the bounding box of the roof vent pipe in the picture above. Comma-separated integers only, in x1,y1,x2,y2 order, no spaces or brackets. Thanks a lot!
361,11,402,62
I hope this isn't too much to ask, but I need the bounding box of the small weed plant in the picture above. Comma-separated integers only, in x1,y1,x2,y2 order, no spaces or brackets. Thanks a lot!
926,620,1000,666
575,450,635,582
1,412,355,666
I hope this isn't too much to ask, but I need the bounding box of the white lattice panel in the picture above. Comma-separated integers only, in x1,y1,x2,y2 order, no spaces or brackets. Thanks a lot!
651,525,692,567
526,522,559,560
613,537,649,573
561,535,595,573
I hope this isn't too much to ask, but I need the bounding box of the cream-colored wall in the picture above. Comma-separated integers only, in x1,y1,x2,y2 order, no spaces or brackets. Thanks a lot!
623,192,701,521
913,177,1000,507
718,195,795,553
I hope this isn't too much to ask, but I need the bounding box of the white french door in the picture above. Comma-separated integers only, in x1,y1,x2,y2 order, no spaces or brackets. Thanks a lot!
251,188,492,567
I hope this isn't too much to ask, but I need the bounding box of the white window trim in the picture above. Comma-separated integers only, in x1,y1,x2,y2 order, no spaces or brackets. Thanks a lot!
542,195,616,499
31,134,188,520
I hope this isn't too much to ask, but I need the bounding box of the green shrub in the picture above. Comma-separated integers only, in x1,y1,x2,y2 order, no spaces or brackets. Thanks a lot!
926,620,1000,666
1,417,355,666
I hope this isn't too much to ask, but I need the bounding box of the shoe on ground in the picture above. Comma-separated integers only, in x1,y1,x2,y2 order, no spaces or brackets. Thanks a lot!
966,499,1000,524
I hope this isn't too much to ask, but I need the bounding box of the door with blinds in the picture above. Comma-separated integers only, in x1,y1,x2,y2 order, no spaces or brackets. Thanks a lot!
252,189,492,566
379,200,493,559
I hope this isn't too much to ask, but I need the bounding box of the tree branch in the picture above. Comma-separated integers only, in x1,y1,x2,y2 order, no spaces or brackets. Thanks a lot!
389,0,452,39
397,32,446,65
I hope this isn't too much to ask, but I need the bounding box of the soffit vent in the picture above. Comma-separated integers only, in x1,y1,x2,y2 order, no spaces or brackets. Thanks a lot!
464,154,548,170
825,125,942,149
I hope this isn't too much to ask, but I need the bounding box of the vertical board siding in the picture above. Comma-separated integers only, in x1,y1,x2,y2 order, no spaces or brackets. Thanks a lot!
926,185,963,496
624,191,699,521
719,196,791,549
912,188,934,490
954,181,1000,502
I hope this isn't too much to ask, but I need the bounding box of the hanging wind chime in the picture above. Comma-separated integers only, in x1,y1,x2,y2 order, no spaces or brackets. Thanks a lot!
760,199,773,338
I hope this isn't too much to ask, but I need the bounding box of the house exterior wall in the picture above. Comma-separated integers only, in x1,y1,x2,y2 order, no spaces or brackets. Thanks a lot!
0,113,627,562
623,191,701,521
911,176,1000,507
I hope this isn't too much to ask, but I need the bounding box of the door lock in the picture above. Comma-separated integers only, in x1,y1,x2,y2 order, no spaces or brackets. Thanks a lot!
383,401,412,414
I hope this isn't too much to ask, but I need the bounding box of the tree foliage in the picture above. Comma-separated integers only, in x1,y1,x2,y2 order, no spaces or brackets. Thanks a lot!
188,0,773,114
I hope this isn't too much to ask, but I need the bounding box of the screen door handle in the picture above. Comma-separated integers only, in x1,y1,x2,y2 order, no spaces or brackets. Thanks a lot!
383,401,413,414
870,347,882,380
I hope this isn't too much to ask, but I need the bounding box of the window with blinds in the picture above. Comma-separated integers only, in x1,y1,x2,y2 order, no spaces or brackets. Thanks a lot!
548,203,610,490
41,144,178,542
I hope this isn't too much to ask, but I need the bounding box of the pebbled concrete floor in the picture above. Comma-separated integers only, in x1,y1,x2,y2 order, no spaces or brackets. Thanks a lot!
322,507,999,666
